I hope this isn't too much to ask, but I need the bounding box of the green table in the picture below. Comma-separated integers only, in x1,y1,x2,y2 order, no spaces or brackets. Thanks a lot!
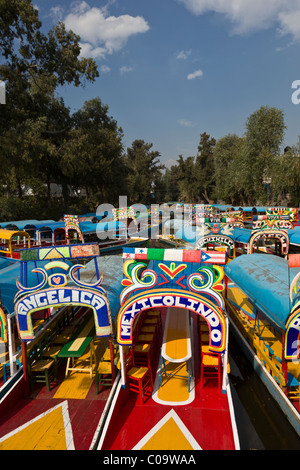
58,315,96,378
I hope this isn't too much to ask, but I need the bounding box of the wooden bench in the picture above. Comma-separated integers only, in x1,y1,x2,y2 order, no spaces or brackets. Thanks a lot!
27,340,55,392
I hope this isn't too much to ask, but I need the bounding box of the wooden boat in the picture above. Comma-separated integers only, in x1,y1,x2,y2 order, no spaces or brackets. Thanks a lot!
0,215,148,258
0,244,125,450
97,247,240,450
224,253,300,435
0,229,31,258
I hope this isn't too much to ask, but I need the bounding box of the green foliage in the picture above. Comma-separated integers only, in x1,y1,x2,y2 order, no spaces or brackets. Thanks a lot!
125,140,165,205
0,1,298,217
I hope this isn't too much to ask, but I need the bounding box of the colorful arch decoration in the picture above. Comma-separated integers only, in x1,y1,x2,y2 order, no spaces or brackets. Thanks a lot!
117,288,226,353
248,229,289,255
14,255,111,341
64,214,82,242
117,247,227,354
195,235,234,252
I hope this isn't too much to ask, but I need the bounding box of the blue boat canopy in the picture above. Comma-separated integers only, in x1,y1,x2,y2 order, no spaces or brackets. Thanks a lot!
224,253,300,331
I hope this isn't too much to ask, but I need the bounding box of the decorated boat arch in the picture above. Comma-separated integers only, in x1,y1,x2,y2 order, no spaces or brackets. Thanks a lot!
248,217,292,255
12,243,114,393
15,243,112,342
116,247,228,386
194,223,235,257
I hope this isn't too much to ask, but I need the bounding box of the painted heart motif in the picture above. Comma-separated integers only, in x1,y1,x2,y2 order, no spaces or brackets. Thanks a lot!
52,276,62,285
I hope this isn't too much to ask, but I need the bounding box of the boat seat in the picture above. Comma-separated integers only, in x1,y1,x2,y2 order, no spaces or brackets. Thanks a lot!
29,359,54,392
125,349,153,405
200,349,222,389
133,343,152,369
146,310,162,335
95,360,113,394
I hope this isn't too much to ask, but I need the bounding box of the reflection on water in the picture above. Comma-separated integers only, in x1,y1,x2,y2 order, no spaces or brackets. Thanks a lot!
229,334,300,450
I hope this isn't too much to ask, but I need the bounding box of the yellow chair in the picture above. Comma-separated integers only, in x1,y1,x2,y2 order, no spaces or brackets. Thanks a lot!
200,349,222,389
125,350,153,405
133,343,152,369
95,360,113,394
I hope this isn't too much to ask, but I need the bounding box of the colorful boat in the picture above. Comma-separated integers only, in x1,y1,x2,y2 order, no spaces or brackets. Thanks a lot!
97,247,240,450
224,253,300,435
0,244,124,450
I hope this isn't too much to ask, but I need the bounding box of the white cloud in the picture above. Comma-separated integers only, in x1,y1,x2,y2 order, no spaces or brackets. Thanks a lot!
177,50,192,59
63,1,150,58
178,0,300,40
120,65,134,75
187,69,203,80
178,118,194,127
79,42,107,59
100,65,111,73
278,9,300,42
50,6,64,21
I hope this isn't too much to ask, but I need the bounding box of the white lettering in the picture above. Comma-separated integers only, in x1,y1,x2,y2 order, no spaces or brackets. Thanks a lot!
206,312,220,328
163,296,174,306
292,80,300,105
35,292,48,307
175,296,186,308
81,291,92,304
72,290,79,302
291,318,300,332
121,325,131,337
23,296,37,311
211,329,221,343
58,289,70,303
149,296,163,307
91,295,105,310
137,298,150,310
186,299,200,311
47,290,58,305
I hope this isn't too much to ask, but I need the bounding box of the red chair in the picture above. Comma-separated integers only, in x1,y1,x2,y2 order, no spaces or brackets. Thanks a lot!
133,343,152,369
199,317,209,346
200,348,222,389
146,309,162,335
125,349,153,404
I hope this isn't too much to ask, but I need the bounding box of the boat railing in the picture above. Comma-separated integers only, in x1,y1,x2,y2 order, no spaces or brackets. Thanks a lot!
225,297,287,389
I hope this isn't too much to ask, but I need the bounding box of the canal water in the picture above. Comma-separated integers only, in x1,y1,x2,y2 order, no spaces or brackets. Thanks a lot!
229,333,300,450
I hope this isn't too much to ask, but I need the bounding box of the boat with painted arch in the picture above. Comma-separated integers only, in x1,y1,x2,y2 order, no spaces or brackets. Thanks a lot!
97,246,240,450
224,252,300,436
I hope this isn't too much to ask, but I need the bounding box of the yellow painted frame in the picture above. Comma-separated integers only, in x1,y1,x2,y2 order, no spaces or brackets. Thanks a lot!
0,229,31,256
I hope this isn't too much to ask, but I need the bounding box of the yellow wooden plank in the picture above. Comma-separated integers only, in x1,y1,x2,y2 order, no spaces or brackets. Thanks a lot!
68,318,94,352
157,361,189,403
53,371,94,399
0,406,67,450
140,414,195,450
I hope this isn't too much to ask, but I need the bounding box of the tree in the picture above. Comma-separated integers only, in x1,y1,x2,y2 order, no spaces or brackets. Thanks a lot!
243,106,286,203
62,98,126,208
270,145,300,205
213,134,247,205
0,0,99,217
174,155,197,202
195,132,216,202
126,140,165,205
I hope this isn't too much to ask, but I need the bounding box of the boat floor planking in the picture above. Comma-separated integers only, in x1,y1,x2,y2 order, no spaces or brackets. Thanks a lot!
99,309,239,451
0,364,113,450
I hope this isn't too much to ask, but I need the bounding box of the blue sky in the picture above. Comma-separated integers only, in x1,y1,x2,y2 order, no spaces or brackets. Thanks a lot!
34,0,300,167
